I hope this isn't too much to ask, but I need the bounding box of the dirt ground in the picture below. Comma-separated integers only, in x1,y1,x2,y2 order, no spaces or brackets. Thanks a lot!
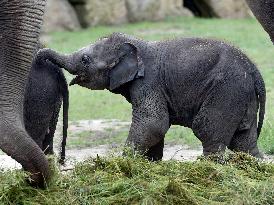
0,119,273,170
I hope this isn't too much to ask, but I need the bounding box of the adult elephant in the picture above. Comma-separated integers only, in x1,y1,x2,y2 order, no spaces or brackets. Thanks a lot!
0,1,49,187
245,0,274,44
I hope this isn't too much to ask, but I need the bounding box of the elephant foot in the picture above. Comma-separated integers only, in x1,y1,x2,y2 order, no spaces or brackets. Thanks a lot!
27,172,48,189
202,142,226,163
145,138,164,161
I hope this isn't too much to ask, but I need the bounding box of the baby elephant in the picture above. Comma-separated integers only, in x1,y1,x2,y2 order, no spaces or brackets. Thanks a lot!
24,45,69,163
39,33,265,160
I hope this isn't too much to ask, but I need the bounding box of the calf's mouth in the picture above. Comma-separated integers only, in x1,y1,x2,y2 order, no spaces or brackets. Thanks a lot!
70,74,89,86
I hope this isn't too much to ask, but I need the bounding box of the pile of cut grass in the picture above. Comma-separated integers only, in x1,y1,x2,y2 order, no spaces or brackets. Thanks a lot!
1,153,274,204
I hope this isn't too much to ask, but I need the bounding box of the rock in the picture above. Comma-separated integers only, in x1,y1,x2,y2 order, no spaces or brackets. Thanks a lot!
73,0,128,27
42,0,81,33
68,0,193,27
125,0,193,23
125,0,165,22
193,0,252,18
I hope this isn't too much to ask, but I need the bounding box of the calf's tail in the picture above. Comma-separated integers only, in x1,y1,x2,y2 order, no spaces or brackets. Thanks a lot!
58,70,69,164
254,70,266,137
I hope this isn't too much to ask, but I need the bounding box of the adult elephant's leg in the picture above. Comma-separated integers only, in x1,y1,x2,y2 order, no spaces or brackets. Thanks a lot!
43,102,62,155
245,0,274,43
0,0,49,187
126,91,170,161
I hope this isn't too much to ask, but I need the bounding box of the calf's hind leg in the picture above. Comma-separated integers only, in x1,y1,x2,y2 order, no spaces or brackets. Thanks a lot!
228,91,262,158
228,118,262,158
192,83,246,156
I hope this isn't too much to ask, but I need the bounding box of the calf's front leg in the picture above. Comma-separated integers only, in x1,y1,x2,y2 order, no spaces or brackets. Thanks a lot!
125,92,170,161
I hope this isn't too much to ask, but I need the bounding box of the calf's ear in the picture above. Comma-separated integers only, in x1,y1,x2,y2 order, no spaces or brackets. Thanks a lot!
109,42,144,90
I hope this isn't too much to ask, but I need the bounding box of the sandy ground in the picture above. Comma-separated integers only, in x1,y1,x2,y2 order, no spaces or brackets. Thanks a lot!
0,119,273,170
0,144,203,170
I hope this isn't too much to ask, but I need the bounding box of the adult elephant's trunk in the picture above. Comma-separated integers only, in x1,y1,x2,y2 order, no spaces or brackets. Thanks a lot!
37,48,78,74
0,121,50,186
0,1,49,187
245,0,274,44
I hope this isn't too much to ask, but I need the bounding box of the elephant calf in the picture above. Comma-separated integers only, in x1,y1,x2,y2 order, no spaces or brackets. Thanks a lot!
40,33,265,160
24,45,69,163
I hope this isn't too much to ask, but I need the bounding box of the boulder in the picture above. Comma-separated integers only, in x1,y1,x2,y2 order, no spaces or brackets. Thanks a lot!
42,0,81,33
72,0,128,27
125,0,165,22
125,0,193,22
193,0,252,18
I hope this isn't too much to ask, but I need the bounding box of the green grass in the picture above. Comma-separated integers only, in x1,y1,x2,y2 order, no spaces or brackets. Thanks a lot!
166,126,200,148
67,129,128,149
1,153,274,204
46,16,274,153
66,126,199,149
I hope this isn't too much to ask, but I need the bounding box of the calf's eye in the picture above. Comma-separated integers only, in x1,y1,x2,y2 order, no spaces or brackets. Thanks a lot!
81,55,91,66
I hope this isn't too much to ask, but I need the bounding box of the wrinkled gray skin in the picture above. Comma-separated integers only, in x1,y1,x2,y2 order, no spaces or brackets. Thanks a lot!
0,0,49,187
24,45,69,164
39,33,266,160
245,0,274,44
